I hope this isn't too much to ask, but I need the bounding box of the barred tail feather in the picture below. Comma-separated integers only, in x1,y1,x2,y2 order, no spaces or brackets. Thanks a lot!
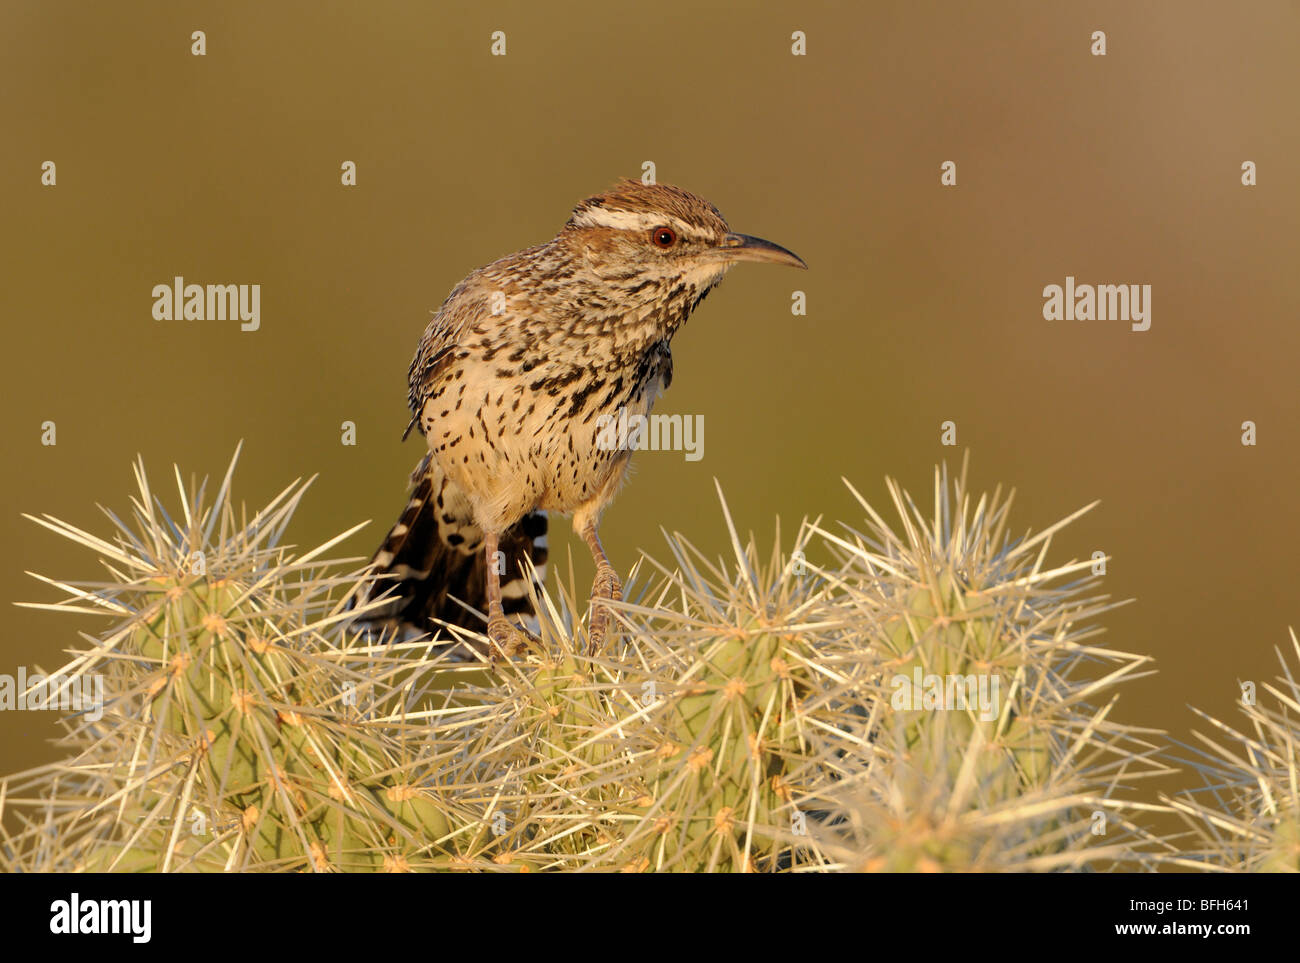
355,454,547,648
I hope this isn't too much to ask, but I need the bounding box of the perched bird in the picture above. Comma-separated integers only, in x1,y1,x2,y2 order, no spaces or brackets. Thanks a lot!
359,178,806,658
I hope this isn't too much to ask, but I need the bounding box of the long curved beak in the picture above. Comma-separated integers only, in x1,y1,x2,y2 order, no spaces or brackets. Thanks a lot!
718,232,808,269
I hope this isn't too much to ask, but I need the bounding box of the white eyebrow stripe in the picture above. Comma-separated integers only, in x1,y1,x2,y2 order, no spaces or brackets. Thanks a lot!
571,207,705,239
572,208,663,231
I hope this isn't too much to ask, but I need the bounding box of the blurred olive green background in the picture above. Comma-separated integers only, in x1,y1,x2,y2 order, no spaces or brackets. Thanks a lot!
3,0,1297,824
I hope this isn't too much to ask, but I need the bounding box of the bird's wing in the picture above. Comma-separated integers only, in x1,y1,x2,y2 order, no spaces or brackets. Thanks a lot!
404,246,548,439
405,278,484,439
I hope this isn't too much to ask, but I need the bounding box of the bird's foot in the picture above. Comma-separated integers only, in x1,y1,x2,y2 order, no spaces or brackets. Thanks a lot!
486,615,541,664
587,563,623,654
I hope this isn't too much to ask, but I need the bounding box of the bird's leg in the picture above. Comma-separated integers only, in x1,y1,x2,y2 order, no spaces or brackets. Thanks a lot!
580,520,622,654
483,530,538,662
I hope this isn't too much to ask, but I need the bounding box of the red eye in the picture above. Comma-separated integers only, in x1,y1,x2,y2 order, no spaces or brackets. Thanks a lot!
651,226,677,248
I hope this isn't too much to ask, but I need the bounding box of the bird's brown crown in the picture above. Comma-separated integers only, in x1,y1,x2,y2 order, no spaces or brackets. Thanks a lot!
564,178,731,245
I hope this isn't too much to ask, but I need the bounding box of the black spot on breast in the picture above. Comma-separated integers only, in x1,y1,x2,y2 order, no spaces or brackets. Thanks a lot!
567,377,606,418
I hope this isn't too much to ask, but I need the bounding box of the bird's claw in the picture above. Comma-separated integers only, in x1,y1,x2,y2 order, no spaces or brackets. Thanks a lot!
486,615,541,664
588,563,623,654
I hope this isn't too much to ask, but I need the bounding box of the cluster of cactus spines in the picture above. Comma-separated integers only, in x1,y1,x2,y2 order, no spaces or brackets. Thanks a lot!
796,458,1172,870
9,448,1282,872
556,498,855,872
1161,630,1300,872
375,465,1170,872
2,447,477,871
400,505,852,872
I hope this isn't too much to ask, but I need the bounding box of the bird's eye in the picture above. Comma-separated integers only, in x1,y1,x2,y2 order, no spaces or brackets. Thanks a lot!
651,226,677,249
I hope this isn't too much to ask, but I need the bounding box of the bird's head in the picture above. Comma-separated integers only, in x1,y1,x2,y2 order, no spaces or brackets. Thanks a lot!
555,179,806,339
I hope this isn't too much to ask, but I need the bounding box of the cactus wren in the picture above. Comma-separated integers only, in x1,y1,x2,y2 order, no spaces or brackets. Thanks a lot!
360,179,806,658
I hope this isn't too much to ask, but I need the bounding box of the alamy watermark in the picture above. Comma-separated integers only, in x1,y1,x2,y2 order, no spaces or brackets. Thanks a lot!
152,276,260,331
0,667,104,722
1042,276,1151,332
595,407,703,461
50,893,150,943
890,668,1001,722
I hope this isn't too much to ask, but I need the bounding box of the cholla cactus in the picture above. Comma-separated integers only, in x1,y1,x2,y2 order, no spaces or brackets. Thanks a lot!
418,461,1171,871
3,450,1172,872
797,460,1172,870
1,447,471,871
1162,630,1300,872
557,499,856,872
403,499,855,872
